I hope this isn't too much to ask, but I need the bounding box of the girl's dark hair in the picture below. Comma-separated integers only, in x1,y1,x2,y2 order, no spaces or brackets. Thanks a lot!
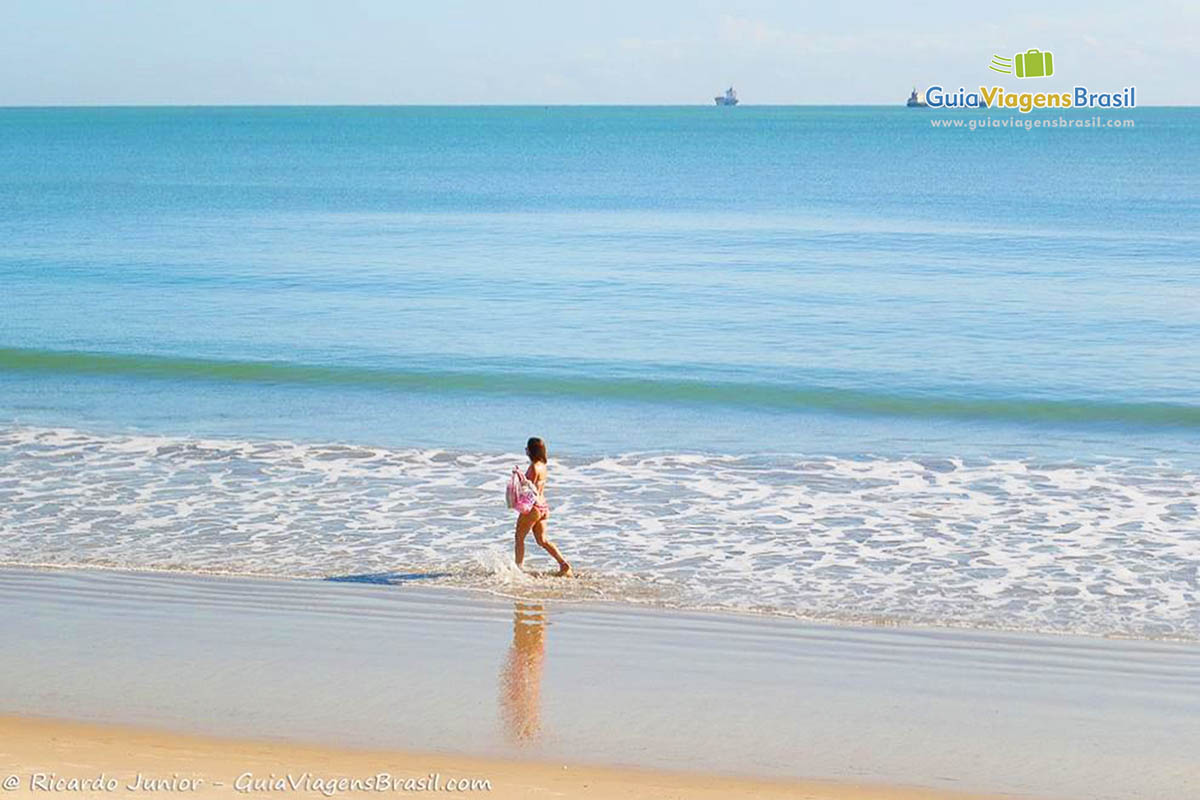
526,437,547,463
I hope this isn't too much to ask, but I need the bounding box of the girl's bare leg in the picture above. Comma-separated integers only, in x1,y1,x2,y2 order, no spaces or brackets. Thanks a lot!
514,511,537,567
532,518,572,576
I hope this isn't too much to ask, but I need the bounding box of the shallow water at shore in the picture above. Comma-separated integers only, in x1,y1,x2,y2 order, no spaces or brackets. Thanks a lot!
2,424,1198,640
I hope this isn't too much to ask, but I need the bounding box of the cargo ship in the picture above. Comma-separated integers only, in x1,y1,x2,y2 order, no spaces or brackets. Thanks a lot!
906,87,928,107
714,87,739,106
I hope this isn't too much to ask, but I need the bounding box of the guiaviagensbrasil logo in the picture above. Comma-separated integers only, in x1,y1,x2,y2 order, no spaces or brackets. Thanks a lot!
923,48,1135,113
989,49,1054,78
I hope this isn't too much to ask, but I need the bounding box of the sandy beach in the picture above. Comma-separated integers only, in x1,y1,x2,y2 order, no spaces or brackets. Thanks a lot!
1,567,1198,800
0,714,1014,800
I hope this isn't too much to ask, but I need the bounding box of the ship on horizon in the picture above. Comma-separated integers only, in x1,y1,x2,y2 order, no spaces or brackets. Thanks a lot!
906,87,928,107
714,87,738,106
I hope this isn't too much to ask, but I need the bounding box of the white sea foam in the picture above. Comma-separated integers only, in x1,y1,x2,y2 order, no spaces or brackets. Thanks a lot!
1,424,1196,639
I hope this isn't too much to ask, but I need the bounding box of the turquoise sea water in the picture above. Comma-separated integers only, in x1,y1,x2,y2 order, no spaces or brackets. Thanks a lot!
1,106,1197,637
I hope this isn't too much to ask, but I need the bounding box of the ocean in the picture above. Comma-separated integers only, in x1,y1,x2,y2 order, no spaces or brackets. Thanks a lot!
1,105,1197,639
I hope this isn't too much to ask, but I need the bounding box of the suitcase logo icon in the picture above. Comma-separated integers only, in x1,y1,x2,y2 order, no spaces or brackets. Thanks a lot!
989,49,1055,78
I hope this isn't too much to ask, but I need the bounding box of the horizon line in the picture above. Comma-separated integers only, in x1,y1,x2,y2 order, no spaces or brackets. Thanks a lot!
0,102,1191,109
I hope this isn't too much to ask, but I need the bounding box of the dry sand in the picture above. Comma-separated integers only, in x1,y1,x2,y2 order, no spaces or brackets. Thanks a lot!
0,715,1010,800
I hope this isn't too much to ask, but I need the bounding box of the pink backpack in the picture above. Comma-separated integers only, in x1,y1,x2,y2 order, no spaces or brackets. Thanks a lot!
505,466,539,513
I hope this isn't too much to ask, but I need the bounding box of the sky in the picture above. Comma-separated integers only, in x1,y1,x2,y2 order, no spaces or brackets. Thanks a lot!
2,0,1196,105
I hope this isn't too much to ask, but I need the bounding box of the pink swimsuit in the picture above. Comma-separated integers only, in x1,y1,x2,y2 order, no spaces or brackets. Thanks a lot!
526,465,549,518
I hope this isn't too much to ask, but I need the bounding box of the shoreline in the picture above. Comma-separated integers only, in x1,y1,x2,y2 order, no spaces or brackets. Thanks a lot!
3,560,1195,646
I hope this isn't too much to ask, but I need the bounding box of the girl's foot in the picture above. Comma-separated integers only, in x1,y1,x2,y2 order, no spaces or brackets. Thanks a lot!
557,563,573,577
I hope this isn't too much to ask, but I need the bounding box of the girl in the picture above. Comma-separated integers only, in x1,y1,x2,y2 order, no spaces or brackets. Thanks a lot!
514,437,572,576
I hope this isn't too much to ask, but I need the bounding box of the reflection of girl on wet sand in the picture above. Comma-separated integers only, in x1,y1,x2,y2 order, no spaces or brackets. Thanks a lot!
499,602,546,743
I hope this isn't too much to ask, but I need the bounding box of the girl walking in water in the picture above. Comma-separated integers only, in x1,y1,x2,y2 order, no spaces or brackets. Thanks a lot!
514,437,572,576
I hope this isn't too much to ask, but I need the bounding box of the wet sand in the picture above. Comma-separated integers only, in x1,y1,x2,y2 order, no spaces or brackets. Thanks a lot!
1,567,1197,799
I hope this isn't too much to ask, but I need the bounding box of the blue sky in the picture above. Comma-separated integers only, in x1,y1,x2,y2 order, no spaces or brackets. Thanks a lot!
2,0,1195,105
